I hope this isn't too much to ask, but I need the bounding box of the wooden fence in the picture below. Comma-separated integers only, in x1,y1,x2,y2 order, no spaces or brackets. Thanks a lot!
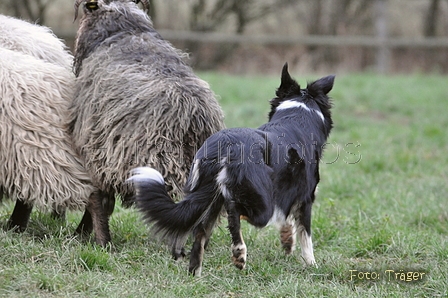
57,29,448,48
57,29,448,73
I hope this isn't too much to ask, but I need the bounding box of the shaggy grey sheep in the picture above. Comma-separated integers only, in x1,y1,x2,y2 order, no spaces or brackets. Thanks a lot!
70,0,225,245
0,14,72,70
0,47,95,232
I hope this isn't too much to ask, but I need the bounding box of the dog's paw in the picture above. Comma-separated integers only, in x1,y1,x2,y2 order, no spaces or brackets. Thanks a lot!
231,243,247,270
172,247,186,261
189,264,202,277
302,255,318,268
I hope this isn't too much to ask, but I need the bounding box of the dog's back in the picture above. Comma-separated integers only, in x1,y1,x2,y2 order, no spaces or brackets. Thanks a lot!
187,128,275,227
257,106,326,219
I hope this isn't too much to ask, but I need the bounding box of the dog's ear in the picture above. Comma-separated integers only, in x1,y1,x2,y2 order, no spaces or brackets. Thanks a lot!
276,63,301,99
307,75,335,97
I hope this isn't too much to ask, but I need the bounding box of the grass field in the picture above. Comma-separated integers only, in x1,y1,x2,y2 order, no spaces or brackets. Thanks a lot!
1,72,447,297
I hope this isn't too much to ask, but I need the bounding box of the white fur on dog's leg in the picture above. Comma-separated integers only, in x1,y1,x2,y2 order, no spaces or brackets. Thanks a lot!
231,242,247,270
193,266,202,277
299,227,317,268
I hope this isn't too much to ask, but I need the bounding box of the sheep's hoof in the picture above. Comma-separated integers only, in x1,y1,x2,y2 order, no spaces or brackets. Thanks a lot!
6,222,27,233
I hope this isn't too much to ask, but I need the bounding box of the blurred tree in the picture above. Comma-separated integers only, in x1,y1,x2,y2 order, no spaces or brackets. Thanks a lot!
148,0,156,25
300,0,374,36
424,0,440,37
189,0,296,33
298,0,375,70
187,0,296,69
375,0,390,74
4,0,57,24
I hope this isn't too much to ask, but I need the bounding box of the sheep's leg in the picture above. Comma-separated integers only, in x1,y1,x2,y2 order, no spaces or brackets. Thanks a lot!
89,191,112,246
75,191,111,246
280,215,297,255
102,193,115,217
225,202,246,270
7,200,33,232
75,209,93,236
76,191,115,238
294,202,316,267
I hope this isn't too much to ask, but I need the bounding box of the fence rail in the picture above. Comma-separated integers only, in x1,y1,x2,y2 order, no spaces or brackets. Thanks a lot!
56,29,448,48
57,29,448,73
159,31,448,49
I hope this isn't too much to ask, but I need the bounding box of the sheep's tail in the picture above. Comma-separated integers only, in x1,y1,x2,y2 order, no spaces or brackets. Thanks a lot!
128,167,217,241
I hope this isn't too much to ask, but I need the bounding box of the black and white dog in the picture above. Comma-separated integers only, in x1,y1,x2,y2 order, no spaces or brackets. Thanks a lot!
128,63,334,276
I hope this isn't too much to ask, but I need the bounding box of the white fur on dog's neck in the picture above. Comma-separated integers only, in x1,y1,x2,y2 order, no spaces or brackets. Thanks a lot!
276,100,324,122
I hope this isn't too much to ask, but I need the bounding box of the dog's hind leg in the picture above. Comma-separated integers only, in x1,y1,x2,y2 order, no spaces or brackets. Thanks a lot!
203,205,223,250
189,224,207,276
171,236,187,261
188,204,222,276
294,201,317,267
225,201,247,270
280,214,297,255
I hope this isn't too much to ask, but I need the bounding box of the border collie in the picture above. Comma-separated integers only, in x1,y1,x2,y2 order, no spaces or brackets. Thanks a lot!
128,63,334,276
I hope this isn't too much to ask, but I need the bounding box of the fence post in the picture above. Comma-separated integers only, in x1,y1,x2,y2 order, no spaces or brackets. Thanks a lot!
375,0,390,74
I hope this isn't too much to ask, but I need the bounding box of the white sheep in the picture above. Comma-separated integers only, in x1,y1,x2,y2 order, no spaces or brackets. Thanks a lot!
0,47,95,232
0,14,72,70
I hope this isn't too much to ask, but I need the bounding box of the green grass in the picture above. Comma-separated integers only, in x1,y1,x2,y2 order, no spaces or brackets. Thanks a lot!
1,72,447,297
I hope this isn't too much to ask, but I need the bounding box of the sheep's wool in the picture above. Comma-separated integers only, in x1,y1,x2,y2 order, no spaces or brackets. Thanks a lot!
71,0,225,199
0,48,94,211
0,14,73,70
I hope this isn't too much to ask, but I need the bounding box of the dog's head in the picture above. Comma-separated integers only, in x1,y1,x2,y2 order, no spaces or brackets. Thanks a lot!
269,63,334,134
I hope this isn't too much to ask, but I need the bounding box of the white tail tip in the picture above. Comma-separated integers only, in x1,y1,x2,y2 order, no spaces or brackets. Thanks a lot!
127,167,165,185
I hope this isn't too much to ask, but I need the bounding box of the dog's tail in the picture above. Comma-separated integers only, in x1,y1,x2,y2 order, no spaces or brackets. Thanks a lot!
127,167,218,241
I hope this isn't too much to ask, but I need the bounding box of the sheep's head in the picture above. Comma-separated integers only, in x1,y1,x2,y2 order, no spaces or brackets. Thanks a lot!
73,0,156,76
85,0,99,12
74,0,150,21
